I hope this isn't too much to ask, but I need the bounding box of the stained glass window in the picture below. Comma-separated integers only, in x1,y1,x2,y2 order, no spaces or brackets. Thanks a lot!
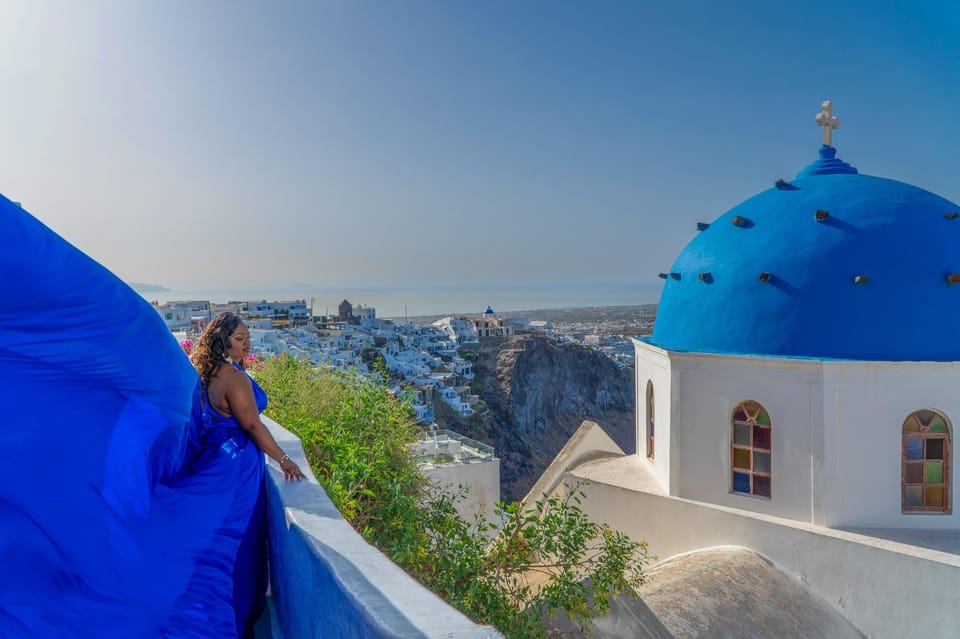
731,400,772,499
646,380,655,460
902,409,950,513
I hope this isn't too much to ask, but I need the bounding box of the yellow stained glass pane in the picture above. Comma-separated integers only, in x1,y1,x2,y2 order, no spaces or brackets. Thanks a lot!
743,401,760,417
929,414,948,433
733,448,751,470
924,485,944,508
902,414,921,432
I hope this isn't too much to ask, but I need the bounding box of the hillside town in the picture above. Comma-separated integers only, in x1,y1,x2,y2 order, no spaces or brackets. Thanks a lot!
156,298,649,425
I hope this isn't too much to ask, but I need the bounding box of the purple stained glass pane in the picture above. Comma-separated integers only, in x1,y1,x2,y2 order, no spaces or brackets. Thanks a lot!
753,426,771,450
906,438,923,461
905,463,923,484
753,475,771,497
733,471,751,494
733,406,747,422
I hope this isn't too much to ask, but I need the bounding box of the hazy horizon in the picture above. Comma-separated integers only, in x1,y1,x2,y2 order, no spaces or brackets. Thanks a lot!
132,279,661,319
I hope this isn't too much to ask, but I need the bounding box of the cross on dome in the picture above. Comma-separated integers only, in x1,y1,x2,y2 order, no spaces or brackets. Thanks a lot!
815,100,839,147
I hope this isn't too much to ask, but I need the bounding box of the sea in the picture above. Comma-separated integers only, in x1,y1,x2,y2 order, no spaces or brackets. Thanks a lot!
136,281,663,319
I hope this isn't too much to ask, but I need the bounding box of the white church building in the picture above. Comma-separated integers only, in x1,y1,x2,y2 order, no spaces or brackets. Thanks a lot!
533,102,960,638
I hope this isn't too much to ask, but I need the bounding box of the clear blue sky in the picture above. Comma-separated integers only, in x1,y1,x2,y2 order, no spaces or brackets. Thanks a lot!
1,1,958,291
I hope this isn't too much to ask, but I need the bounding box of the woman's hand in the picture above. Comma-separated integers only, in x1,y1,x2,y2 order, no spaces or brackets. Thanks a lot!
279,458,305,482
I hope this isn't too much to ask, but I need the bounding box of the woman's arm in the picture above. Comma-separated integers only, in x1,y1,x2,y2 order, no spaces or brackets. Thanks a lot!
222,367,305,481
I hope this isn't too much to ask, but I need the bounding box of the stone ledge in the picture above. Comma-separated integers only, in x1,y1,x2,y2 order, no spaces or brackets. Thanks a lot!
262,415,502,639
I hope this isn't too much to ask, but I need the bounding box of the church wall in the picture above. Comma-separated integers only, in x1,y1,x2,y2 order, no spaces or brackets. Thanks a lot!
633,340,673,493
669,352,821,523
821,360,960,528
636,342,959,528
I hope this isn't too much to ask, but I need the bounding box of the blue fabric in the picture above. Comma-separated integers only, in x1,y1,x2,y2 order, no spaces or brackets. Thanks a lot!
0,195,266,638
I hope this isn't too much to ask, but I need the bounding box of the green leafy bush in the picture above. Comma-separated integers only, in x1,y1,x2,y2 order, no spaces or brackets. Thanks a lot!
256,355,649,638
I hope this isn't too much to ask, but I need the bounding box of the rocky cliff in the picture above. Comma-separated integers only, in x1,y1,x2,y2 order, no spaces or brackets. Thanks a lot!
435,335,635,502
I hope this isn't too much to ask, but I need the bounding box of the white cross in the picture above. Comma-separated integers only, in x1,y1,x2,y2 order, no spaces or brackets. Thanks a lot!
815,100,839,146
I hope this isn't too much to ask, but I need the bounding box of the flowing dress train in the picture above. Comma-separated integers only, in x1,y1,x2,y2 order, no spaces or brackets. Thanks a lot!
0,194,267,638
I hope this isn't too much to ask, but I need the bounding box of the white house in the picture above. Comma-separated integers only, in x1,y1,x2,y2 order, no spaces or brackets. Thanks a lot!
432,316,479,344
153,300,211,332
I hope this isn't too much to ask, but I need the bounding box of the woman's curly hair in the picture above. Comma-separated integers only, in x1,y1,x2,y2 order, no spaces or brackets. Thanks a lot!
191,312,245,384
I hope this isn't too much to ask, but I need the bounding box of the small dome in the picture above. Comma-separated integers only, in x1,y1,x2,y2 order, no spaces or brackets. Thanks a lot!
484,306,495,315
651,146,960,361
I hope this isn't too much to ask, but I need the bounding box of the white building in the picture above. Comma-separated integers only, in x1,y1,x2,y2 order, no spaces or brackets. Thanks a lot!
471,307,513,338
153,300,211,332
413,429,500,531
534,103,960,638
432,316,479,345
246,299,308,322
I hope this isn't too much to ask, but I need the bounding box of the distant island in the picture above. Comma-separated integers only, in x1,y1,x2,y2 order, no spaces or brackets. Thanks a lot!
129,282,171,293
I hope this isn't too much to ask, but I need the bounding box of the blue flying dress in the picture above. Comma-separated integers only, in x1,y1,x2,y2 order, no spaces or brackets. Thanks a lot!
0,194,267,638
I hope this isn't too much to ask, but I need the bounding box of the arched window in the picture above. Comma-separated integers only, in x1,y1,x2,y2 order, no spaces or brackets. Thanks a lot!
902,410,950,513
731,401,771,498
645,380,655,459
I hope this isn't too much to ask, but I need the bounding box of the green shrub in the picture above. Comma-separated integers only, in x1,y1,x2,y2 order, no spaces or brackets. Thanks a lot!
256,355,649,638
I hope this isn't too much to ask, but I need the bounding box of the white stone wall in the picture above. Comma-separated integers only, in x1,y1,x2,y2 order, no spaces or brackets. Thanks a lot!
569,468,960,639
672,350,819,522
633,340,960,529
423,459,501,529
821,360,960,528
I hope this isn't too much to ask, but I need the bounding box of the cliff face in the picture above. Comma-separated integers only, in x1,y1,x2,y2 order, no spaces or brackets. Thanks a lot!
436,335,635,502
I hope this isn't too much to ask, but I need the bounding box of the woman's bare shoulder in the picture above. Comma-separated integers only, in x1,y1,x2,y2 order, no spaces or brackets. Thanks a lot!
219,364,252,387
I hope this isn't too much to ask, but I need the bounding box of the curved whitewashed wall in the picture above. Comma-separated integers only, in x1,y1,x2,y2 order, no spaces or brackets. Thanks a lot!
262,415,502,639
569,466,960,639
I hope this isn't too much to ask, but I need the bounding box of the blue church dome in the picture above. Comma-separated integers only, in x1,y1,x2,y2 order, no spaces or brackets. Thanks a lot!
651,144,960,361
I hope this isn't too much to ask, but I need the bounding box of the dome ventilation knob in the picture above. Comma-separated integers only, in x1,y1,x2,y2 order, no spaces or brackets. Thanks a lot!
854,275,869,285
697,222,710,231
945,212,959,220
815,209,830,222
732,216,750,227
658,272,668,279
699,272,713,283
758,272,771,283
946,273,960,285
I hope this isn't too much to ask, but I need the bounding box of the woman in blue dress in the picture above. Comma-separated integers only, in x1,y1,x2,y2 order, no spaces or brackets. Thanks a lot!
190,312,305,638
0,194,303,639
